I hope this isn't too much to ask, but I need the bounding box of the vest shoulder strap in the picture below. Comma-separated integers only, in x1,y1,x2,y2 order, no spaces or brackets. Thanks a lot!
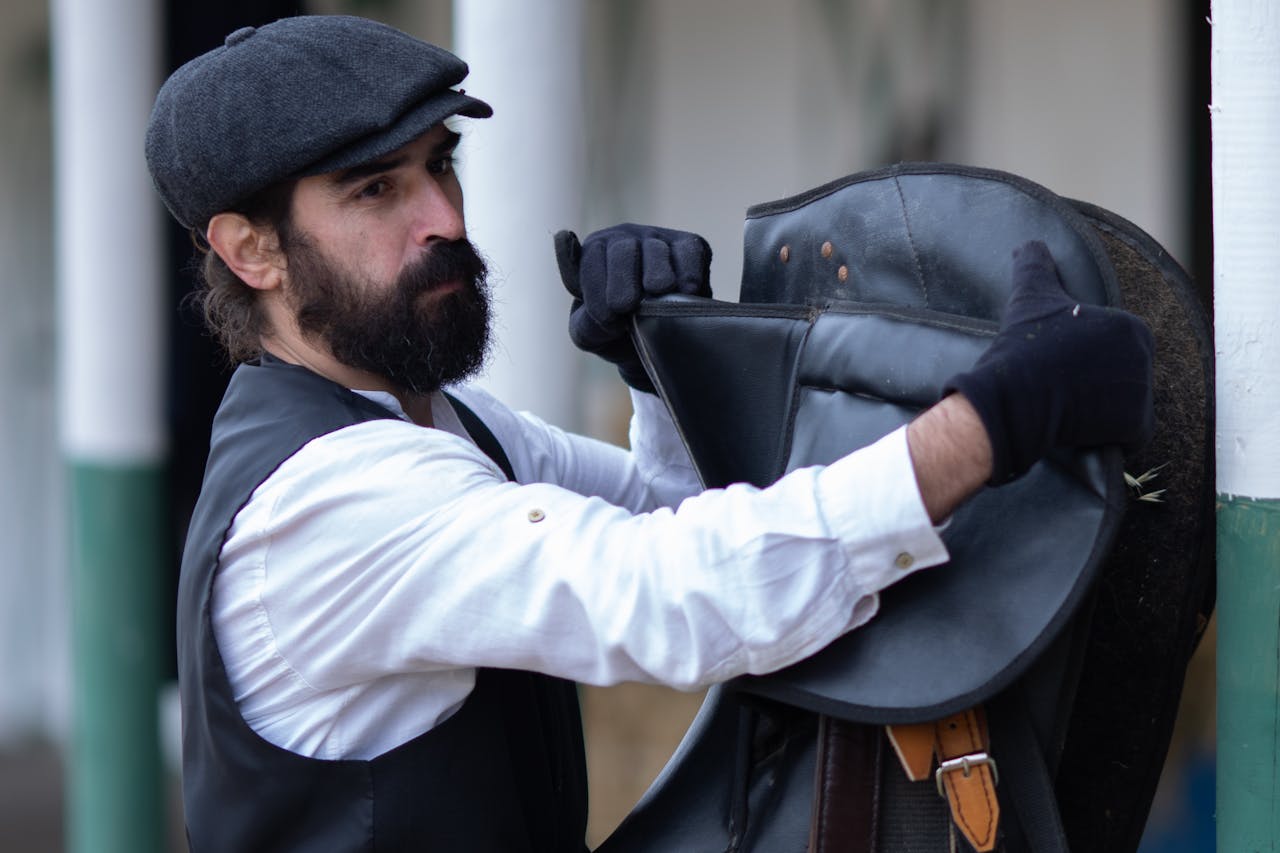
446,392,515,481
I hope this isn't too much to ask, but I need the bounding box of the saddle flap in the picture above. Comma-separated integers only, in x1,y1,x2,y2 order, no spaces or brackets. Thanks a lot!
631,301,811,490
636,295,1121,723
633,160,1129,722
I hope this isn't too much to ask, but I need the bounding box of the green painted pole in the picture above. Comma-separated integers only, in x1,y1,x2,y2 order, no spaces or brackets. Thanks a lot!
52,0,168,850
1211,1,1280,849
67,465,166,853
1217,498,1280,847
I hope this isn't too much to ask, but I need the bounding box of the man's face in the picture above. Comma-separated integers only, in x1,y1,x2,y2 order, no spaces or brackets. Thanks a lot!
281,125,491,394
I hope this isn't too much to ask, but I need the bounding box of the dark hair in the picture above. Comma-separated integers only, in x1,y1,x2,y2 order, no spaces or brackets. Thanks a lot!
189,179,297,363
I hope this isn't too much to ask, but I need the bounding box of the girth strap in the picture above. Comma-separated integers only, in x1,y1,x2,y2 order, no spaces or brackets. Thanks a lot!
886,708,1000,852
988,691,1070,853
808,716,881,853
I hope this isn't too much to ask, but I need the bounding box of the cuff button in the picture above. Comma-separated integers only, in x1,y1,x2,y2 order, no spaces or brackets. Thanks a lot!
894,552,914,570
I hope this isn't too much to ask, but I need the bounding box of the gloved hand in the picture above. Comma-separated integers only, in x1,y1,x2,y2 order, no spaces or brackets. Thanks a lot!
943,240,1155,484
555,224,712,393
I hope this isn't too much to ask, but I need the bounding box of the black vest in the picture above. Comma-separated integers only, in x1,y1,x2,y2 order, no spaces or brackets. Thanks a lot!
177,357,588,852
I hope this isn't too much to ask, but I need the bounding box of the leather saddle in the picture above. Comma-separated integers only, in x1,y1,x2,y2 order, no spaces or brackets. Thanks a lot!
596,164,1214,852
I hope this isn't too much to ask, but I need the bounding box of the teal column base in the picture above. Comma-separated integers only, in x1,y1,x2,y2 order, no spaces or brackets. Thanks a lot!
68,462,166,853
1217,495,1280,851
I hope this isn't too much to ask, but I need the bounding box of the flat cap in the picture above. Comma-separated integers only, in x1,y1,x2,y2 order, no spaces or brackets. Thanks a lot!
145,15,492,230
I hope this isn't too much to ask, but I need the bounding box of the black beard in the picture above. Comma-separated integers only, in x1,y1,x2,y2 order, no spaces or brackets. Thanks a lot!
285,236,492,396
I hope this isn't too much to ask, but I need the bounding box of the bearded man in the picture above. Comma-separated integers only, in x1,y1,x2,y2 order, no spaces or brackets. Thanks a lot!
146,15,1154,852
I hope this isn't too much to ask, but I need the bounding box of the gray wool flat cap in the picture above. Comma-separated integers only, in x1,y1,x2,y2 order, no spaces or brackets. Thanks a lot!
145,15,493,230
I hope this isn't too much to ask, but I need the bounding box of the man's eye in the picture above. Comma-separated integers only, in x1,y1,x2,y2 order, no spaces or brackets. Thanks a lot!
427,155,455,176
357,179,389,199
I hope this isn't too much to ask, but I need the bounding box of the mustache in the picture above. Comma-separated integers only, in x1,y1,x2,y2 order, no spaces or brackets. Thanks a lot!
399,239,489,296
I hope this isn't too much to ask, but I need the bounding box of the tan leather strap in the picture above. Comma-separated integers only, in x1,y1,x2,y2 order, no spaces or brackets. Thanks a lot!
934,708,1000,852
885,707,1000,852
884,720,935,781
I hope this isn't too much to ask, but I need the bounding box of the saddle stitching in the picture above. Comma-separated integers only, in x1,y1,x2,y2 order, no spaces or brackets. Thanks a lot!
891,173,930,307
948,711,998,848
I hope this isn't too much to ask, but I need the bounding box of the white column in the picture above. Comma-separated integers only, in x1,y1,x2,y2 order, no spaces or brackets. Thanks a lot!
453,0,585,427
54,0,165,462
1212,0,1280,502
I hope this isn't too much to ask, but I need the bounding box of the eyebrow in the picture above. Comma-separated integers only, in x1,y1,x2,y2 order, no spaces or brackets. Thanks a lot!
329,130,463,189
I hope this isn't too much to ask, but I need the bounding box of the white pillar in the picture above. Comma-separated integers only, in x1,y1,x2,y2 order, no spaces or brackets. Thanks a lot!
54,0,165,462
1212,0,1280,502
453,0,585,427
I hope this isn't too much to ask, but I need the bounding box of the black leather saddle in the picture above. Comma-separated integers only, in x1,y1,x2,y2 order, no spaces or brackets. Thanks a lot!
596,164,1214,853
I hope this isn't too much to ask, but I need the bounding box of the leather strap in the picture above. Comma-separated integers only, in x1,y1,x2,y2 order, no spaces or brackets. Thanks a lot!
885,707,1000,852
989,691,1071,853
935,708,1000,852
808,716,880,853
884,720,935,782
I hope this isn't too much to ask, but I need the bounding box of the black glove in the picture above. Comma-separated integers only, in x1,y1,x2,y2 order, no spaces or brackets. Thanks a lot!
555,224,712,393
944,240,1155,484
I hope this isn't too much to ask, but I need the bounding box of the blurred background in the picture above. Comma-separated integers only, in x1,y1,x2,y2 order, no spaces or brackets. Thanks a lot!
1,0,1214,850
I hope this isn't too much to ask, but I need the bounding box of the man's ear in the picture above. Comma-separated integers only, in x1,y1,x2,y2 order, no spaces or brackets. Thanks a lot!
206,213,287,291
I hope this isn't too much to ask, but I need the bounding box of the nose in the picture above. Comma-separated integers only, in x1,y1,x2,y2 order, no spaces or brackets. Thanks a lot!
409,174,465,245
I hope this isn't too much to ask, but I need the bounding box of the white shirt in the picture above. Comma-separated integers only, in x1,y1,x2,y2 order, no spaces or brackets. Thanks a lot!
212,385,948,759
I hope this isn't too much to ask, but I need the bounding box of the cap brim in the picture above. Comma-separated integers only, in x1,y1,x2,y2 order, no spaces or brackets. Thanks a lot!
302,89,493,178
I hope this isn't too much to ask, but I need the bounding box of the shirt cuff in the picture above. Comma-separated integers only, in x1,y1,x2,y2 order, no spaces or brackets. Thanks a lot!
816,426,951,595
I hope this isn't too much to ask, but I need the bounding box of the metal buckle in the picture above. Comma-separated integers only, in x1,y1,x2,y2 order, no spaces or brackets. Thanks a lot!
934,751,999,797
